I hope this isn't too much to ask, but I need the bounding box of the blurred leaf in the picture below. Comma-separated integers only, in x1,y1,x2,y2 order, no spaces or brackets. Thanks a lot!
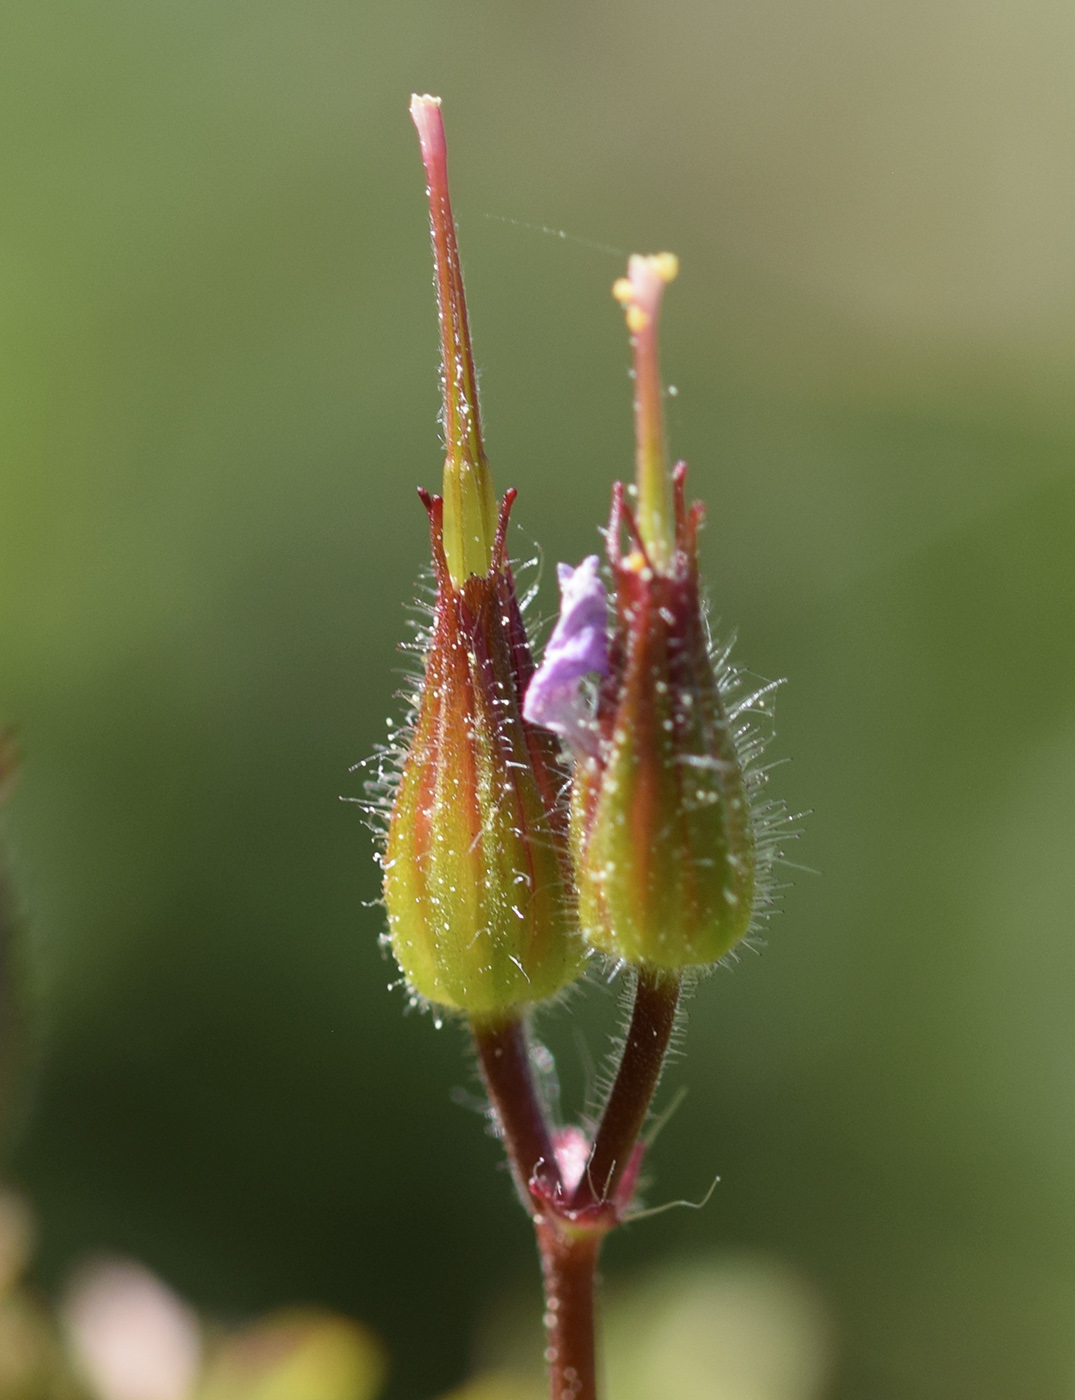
605,1255,832,1400
435,1375,543,1400
0,1192,34,1299
199,1309,386,1400
0,1289,64,1400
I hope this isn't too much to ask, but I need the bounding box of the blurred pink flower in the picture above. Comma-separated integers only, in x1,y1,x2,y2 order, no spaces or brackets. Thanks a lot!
63,1258,202,1400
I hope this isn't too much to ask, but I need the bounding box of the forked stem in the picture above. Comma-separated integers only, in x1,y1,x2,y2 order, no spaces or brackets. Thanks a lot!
470,970,682,1400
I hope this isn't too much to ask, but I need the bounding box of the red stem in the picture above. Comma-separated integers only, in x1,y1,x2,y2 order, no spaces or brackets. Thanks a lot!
470,1014,561,1208
573,966,681,1210
471,1015,600,1399
538,1221,600,1400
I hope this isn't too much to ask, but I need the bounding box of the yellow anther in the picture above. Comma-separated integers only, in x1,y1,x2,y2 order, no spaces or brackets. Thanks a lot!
625,549,648,573
651,252,679,283
612,277,634,305
626,305,650,333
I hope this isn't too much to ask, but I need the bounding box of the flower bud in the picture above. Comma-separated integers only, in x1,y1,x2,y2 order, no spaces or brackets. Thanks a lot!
379,98,582,1016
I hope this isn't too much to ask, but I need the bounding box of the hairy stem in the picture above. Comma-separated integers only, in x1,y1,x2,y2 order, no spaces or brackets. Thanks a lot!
538,1221,600,1400
470,1014,561,1209
574,966,681,1209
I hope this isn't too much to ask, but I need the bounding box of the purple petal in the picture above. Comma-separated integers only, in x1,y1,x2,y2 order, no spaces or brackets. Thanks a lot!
523,556,609,753
550,558,611,675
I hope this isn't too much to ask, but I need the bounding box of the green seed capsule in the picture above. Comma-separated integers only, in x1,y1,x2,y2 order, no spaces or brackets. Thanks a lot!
571,473,756,970
385,495,582,1014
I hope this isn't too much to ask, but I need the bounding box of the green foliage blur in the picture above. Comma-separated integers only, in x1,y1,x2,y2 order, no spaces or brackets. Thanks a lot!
1,2,1074,1397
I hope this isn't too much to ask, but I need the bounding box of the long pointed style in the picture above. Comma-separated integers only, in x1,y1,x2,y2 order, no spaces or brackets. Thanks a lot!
613,254,679,570
410,95,497,587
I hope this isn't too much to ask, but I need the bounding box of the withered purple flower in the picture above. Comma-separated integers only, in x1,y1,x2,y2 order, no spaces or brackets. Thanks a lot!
523,556,609,756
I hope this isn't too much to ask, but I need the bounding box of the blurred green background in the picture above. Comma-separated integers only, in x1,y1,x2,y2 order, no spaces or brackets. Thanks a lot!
1,1,1074,1396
